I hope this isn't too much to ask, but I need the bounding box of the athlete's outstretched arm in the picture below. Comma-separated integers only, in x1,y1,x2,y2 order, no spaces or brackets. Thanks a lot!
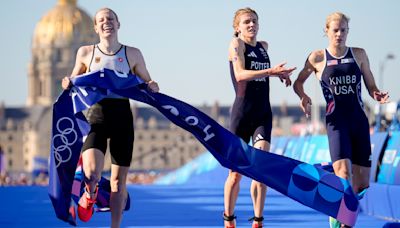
355,48,389,104
127,47,159,93
293,54,317,117
229,38,296,83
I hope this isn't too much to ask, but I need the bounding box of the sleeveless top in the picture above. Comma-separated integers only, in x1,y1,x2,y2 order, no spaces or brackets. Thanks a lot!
88,44,132,98
320,47,364,117
229,41,271,114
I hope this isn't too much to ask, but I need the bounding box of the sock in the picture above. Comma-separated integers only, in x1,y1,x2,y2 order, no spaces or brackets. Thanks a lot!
84,186,97,199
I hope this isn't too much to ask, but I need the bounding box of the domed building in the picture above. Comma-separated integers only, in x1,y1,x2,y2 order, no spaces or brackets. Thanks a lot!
0,0,98,173
27,0,98,106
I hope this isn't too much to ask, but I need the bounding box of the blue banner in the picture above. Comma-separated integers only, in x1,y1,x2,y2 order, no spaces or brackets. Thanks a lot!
49,69,359,226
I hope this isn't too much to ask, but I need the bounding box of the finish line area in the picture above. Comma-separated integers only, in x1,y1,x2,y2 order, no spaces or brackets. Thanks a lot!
41,69,400,227
0,180,389,227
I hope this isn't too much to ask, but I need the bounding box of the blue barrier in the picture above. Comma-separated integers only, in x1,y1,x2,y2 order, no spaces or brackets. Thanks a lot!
299,135,330,164
283,137,297,158
359,132,388,213
270,136,279,153
377,131,400,185
369,132,389,182
285,137,307,160
361,182,400,221
155,152,219,185
271,136,289,155
388,185,400,220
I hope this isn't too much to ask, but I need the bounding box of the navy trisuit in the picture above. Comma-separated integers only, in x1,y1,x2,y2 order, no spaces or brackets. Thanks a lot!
229,41,272,144
320,47,371,167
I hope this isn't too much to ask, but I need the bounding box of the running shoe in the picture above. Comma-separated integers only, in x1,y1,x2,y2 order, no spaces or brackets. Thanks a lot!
252,223,263,228
329,216,341,228
249,216,264,228
223,212,236,228
78,186,98,222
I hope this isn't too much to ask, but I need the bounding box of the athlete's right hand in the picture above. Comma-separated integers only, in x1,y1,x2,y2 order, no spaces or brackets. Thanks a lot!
300,96,312,118
147,80,159,93
271,62,297,77
61,76,72,90
373,91,389,104
278,74,292,87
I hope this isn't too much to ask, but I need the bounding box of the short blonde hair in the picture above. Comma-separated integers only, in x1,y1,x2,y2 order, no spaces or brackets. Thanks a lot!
325,12,350,29
94,8,119,25
232,7,258,37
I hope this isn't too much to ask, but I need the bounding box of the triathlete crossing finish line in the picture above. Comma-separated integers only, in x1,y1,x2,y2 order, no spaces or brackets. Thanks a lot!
49,68,359,226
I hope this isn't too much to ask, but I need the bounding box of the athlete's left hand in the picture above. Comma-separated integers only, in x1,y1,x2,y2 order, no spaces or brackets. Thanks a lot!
147,80,159,92
373,91,389,104
61,76,72,90
279,74,292,87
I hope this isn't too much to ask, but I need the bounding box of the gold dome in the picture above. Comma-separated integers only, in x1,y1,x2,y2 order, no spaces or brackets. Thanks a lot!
32,0,97,48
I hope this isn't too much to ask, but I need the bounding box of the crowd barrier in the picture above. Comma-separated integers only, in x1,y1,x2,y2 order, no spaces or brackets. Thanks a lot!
362,131,400,221
155,131,400,221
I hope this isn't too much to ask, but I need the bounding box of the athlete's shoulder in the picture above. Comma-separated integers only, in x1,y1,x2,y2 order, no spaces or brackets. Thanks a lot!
350,47,368,66
308,49,324,64
258,40,268,51
230,37,243,46
125,45,141,54
125,45,144,59
258,41,268,50
351,47,365,52
125,45,145,68
76,45,94,57
229,37,245,51
351,47,367,58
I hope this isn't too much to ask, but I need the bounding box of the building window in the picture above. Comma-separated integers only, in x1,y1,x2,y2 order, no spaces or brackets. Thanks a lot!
55,48,62,62
8,147,12,154
8,160,12,168
38,80,43,96
41,50,46,60
25,160,29,167
137,134,143,140
8,135,13,141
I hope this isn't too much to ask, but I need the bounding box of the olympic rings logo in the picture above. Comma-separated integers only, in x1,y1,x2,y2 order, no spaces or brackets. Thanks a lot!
52,117,78,168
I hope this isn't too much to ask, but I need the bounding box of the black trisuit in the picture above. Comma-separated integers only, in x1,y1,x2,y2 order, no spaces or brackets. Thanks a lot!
229,42,272,145
81,45,134,167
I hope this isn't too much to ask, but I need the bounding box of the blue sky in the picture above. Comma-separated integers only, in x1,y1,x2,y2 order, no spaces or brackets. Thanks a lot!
1,0,399,108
